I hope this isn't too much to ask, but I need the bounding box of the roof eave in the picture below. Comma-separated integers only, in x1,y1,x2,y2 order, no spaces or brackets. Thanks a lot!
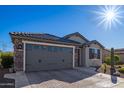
11,35,81,46
82,40,105,49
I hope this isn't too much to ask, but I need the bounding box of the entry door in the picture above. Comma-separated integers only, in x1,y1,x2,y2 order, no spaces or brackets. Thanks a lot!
75,48,81,67
77,49,81,66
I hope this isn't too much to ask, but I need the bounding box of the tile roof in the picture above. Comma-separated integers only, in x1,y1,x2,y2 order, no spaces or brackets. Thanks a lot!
115,48,124,51
9,32,60,40
9,32,81,45
115,48,124,54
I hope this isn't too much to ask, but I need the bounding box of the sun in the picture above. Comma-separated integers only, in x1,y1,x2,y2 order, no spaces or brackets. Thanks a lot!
106,11,115,20
94,6,123,30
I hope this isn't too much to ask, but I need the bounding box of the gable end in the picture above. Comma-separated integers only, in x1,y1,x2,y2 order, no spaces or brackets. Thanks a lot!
63,32,89,44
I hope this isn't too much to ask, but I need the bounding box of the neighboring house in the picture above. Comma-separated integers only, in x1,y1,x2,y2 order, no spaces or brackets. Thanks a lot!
115,49,124,63
9,32,104,72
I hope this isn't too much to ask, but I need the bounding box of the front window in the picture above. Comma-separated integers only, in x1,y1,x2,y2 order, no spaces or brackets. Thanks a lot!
89,48,100,59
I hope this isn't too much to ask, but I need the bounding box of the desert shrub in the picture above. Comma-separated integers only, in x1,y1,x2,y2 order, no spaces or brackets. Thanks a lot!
104,56,111,65
104,55,120,65
118,67,124,73
114,55,120,64
0,58,2,63
0,52,2,68
100,63,107,73
1,52,14,68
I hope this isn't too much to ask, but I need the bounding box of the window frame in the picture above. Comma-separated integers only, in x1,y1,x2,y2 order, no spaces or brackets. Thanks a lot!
89,48,100,59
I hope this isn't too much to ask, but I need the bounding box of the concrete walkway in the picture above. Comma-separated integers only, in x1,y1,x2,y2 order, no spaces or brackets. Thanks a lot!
4,67,124,88
4,71,30,88
112,82,124,88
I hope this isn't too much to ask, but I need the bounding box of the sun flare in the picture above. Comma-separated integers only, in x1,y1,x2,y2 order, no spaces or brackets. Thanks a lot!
94,6,123,30
106,11,115,20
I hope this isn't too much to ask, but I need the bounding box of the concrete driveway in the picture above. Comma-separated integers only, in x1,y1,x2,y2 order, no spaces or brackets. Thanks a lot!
4,67,124,88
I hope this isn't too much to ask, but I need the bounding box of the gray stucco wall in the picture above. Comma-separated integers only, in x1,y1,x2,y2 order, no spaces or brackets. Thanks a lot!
81,47,86,66
68,35,87,44
85,43,103,67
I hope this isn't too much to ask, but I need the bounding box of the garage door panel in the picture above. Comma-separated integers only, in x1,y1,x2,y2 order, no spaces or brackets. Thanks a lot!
26,60,72,66
26,63,72,71
25,43,73,72
26,66,72,72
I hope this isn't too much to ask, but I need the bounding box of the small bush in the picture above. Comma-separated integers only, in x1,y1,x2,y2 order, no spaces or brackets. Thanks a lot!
0,52,2,68
1,52,14,68
100,63,107,73
104,55,120,65
114,55,120,64
104,56,111,65
118,67,124,73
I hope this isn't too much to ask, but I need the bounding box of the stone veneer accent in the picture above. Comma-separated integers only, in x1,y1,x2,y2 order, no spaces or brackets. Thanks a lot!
13,38,24,71
75,49,79,67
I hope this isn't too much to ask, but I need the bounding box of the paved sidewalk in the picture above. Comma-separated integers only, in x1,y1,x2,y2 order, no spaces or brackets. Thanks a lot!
112,82,124,88
4,67,124,88
4,71,30,88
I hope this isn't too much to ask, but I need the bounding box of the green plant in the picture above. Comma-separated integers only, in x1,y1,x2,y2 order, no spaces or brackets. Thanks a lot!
104,55,120,65
100,63,107,73
118,67,124,73
0,52,2,68
104,56,111,65
0,58,1,63
1,52,14,68
114,55,120,64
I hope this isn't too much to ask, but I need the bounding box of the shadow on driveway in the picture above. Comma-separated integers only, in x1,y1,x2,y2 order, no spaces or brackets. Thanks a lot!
26,68,98,85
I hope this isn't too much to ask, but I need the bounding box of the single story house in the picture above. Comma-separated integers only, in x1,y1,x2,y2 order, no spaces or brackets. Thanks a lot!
9,32,104,72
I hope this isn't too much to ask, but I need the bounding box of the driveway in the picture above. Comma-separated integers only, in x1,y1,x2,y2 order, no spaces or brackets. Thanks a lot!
4,67,124,88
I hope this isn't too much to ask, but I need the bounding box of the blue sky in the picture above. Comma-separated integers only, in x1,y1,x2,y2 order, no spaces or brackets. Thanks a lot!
0,5,124,51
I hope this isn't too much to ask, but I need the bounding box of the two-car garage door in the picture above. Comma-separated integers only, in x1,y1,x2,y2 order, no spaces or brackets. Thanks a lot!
25,42,74,72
